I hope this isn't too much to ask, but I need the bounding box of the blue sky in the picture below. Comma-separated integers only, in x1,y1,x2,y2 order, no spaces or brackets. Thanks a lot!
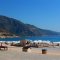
0,0,60,32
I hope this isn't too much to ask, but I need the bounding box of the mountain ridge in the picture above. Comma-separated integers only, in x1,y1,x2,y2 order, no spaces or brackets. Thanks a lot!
0,15,60,36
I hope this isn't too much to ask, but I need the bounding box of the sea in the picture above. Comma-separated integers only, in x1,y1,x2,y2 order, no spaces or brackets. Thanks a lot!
0,36,60,43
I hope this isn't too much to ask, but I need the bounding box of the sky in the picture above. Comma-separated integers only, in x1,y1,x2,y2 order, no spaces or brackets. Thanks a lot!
0,0,60,32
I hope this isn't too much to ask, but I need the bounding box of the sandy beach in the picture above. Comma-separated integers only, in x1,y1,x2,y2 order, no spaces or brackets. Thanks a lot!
0,44,60,60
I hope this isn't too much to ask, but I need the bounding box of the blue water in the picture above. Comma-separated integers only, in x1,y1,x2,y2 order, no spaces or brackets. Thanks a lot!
27,36,60,42
0,36,60,42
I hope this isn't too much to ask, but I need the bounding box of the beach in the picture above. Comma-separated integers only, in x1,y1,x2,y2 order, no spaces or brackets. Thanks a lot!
0,44,60,60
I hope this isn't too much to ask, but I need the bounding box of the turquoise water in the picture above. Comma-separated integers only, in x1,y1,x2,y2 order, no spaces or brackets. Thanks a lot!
0,36,60,42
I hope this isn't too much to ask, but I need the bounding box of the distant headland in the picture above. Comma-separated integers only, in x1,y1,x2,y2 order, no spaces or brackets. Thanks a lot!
0,15,60,38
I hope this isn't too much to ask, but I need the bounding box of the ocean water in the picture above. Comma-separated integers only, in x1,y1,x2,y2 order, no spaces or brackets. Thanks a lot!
27,36,60,42
0,36,60,42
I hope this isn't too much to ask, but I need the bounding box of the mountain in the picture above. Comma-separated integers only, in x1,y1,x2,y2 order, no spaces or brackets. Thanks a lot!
0,15,60,36
25,24,60,36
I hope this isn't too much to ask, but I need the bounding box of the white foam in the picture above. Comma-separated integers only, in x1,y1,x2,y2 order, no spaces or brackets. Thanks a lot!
33,40,50,44
53,42,60,44
0,41,20,43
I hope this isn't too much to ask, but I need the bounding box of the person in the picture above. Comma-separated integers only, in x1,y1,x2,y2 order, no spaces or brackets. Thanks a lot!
1,43,2,46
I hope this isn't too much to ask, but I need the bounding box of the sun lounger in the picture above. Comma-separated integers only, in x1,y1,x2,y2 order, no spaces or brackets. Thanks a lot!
0,46,8,50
